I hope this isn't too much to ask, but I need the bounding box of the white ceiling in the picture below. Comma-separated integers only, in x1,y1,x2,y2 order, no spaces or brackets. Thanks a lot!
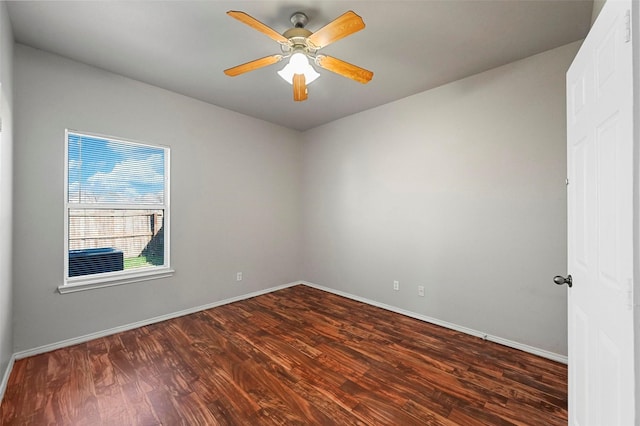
6,1,593,131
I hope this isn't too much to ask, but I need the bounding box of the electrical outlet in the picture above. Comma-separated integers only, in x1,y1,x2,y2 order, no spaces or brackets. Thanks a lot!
393,280,399,291
236,272,243,281
418,285,425,297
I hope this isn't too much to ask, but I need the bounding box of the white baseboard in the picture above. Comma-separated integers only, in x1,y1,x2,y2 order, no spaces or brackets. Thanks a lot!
4,277,566,399
300,281,568,364
13,281,301,360
0,353,16,404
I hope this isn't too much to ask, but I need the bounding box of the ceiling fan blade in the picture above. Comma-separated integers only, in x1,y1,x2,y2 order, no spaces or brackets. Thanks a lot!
224,55,283,77
306,11,365,49
227,11,289,44
293,74,308,101
315,55,373,84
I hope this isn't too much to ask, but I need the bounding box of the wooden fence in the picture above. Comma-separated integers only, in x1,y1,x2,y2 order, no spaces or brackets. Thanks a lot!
69,209,163,258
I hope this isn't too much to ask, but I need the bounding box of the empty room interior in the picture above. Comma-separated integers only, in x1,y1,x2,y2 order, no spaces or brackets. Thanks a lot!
0,0,635,424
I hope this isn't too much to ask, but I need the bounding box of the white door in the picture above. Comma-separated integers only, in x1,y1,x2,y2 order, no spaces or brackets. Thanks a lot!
566,0,635,424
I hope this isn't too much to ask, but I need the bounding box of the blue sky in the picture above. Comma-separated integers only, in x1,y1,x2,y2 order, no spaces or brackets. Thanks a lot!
68,133,165,204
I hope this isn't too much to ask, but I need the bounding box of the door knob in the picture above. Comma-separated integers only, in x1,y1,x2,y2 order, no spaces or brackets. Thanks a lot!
554,275,572,288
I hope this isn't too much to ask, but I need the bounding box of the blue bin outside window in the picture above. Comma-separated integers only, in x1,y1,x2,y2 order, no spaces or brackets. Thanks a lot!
68,248,124,277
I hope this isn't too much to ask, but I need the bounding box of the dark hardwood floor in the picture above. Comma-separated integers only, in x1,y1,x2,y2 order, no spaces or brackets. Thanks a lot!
0,285,567,425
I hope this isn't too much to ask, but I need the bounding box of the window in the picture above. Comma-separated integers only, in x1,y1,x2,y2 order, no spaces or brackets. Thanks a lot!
61,130,172,293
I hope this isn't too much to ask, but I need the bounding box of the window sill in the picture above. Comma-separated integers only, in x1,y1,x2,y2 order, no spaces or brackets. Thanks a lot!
58,268,175,294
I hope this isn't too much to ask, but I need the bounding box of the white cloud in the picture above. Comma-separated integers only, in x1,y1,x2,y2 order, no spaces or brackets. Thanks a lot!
68,181,80,203
82,154,164,204
89,154,163,186
68,159,81,172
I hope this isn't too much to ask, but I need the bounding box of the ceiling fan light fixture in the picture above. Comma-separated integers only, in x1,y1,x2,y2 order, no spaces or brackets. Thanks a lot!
277,51,320,85
224,10,372,101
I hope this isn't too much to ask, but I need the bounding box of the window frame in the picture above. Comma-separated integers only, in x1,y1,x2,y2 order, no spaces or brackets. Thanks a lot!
59,129,173,294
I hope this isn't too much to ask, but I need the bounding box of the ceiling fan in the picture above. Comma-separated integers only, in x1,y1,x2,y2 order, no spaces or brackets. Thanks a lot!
224,10,374,102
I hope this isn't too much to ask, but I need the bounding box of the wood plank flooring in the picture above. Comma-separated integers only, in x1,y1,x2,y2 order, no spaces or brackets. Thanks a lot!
0,285,567,425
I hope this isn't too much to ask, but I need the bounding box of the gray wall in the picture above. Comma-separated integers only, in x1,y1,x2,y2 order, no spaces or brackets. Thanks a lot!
0,2,14,385
10,39,578,358
12,44,302,352
592,0,607,25
301,41,580,356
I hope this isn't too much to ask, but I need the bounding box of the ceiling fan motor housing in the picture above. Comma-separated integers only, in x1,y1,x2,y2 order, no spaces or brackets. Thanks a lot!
282,26,314,56
283,12,313,54
282,28,312,39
